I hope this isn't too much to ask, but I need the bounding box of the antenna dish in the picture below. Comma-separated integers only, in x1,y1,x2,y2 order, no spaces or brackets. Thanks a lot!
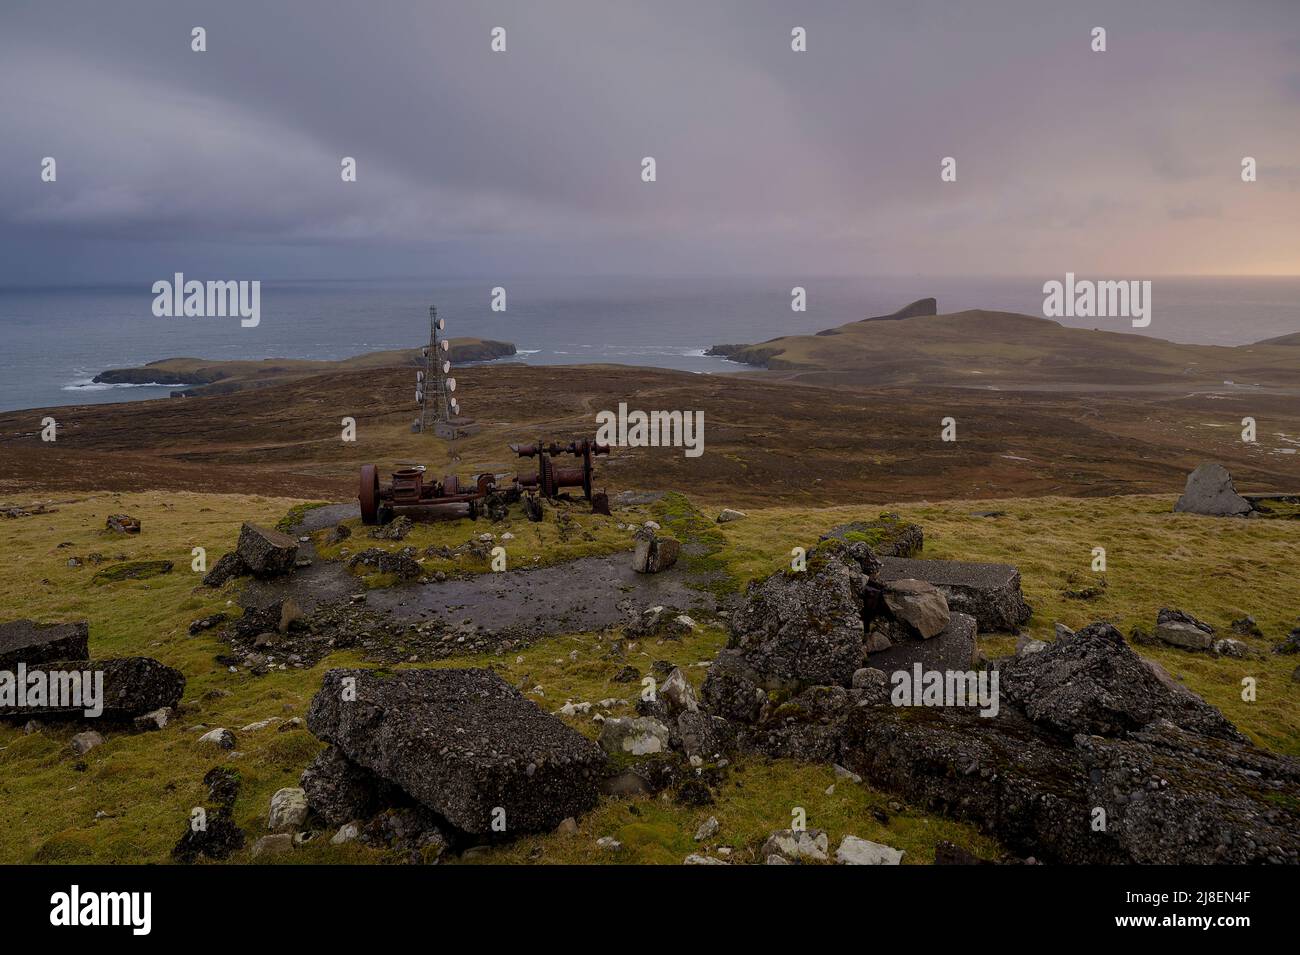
447,378,457,392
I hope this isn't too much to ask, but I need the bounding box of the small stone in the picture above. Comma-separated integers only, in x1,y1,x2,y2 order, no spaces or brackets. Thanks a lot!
133,707,172,732
684,853,729,864
251,833,293,858
556,817,579,835
330,822,360,845
761,828,828,863
198,727,236,749
596,836,622,851
835,834,904,865
70,730,105,755
268,787,309,831
716,508,747,523
694,816,720,842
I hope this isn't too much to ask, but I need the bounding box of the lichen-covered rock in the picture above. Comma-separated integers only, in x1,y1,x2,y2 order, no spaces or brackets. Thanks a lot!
659,667,699,716
235,522,299,578
0,619,89,670
267,787,309,831
171,768,245,863
307,668,605,834
674,711,736,762
599,716,671,756
1000,622,1246,743
836,835,904,865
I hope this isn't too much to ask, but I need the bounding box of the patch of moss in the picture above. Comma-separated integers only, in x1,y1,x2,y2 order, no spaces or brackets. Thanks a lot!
91,559,174,583
276,501,332,533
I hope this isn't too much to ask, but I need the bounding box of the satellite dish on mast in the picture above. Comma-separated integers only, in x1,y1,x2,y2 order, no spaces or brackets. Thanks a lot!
447,378,457,392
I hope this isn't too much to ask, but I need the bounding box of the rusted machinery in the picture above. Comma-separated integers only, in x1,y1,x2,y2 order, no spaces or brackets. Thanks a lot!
358,438,610,525
359,464,499,525
510,438,609,501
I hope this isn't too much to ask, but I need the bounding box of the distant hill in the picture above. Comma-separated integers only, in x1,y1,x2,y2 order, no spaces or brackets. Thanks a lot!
93,339,517,397
707,298,937,365
706,300,1300,390
1255,331,1300,346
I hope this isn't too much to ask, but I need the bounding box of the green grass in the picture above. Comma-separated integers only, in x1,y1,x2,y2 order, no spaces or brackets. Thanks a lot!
0,488,1295,864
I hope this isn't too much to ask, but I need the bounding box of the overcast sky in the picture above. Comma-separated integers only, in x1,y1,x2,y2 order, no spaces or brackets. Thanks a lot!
2,0,1298,284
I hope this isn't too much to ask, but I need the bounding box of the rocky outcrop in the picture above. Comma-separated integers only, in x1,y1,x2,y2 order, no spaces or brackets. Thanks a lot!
1173,463,1254,517
842,707,1298,864
876,557,1031,632
306,668,606,835
999,623,1247,743
708,551,868,699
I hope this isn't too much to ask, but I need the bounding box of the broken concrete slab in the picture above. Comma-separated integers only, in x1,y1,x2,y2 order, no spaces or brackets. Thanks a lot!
877,557,1031,632
819,513,923,557
236,522,300,578
307,668,606,835
0,656,184,721
0,619,90,671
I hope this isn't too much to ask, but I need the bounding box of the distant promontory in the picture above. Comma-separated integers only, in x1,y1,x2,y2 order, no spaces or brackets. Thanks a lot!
93,339,517,398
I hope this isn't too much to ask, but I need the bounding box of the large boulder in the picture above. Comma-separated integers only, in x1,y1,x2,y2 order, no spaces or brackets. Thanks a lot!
876,557,1031,632
0,656,184,721
999,622,1246,743
236,523,300,579
1174,463,1253,517
0,619,89,670
703,552,866,706
307,668,606,835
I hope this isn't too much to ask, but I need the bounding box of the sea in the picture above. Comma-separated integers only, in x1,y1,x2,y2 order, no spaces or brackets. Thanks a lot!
0,275,1297,412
